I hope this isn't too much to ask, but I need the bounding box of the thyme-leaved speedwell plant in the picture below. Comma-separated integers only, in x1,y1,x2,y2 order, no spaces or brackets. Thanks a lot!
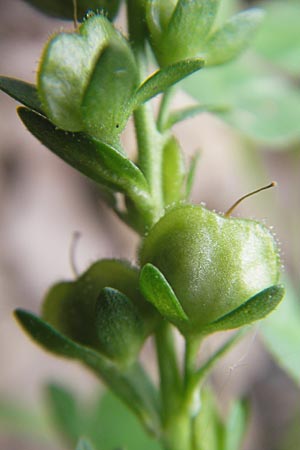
0,1,285,449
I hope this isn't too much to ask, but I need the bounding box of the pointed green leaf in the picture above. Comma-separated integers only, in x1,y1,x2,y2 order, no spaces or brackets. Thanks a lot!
0,399,54,442
166,104,228,129
82,42,138,144
76,437,95,450
0,76,43,114
46,383,81,444
15,309,97,359
18,107,152,218
22,0,121,21
204,9,264,66
14,310,159,430
90,391,161,450
95,288,145,364
162,136,185,206
139,263,188,323
261,277,300,385
224,399,250,450
131,58,204,109
204,285,285,334
193,388,224,450
185,150,200,199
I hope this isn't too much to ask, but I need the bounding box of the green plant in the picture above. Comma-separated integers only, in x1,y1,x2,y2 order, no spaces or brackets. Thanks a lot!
0,1,287,449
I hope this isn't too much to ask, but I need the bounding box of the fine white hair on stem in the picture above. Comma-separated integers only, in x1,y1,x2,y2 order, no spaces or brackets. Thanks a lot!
216,326,259,398
73,0,78,29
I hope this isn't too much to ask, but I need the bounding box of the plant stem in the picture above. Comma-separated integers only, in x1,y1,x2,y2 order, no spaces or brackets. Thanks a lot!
183,336,202,432
127,0,165,222
155,323,182,422
159,336,202,450
134,102,165,217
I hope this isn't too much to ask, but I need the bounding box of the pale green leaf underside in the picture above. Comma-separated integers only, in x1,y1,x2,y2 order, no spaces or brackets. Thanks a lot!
253,1,300,76
204,9,264,66
139,264,188,322
183,56,300,146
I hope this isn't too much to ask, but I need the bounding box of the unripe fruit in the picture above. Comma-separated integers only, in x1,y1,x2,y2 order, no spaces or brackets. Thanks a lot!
140,204,280,331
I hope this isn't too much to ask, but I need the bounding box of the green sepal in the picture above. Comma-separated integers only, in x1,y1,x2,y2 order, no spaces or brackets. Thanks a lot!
162,136,185,206
0,76,43,114
22,0,121,21
14,310,160,431
76,438,95,450
95,288,145,365
81,41,138,144
18,107,153,224
139,263,188,323
203,285,285,334
131,58,204,110
185,151,200,199
42,259,155,350
145,0,173,44
204,9,264,66
163,0,220,60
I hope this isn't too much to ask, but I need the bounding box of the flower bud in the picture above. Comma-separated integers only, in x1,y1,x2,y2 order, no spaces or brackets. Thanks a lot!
146,0,263,67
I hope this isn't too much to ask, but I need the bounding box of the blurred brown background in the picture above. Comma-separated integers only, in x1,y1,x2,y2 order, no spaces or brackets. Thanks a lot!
0,1,299,449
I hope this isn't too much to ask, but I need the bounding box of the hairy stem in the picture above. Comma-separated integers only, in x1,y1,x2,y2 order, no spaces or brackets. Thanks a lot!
127,0,165,222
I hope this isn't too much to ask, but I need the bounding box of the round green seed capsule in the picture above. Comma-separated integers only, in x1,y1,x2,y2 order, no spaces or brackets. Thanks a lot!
140,204,280,331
